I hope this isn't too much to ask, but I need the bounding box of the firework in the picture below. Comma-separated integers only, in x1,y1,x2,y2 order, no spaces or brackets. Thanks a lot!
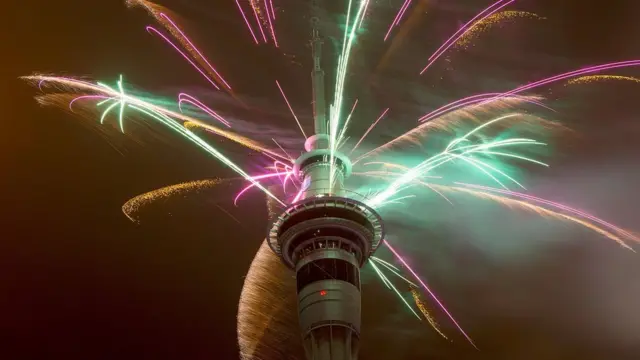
420,0,516,75
23,0,640,357
366,113,550,207
26,74,288,161
329,0,370,186
350,107,389,154
385,241,477,348
369,260,422,320
263,0,278,47
384,0,413,42
454,11,544,49
235,0,260,44
177,93,231,127
234,170,295,206
238,241,302,360
566,75,640,85
275,80,307,139
487,60,640,104
122,179,225,222
410,286,449,340
354,94,562,164
239,0,278,46
128,0,231,90
376,0,428,72
451,183,638,248
418,93,556,123
28,74,285,206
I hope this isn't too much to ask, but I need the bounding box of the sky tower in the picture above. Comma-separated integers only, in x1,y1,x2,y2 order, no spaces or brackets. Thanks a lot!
267,2,385,359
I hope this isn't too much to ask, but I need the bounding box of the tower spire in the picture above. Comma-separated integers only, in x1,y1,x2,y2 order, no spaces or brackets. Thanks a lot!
310,0,327,137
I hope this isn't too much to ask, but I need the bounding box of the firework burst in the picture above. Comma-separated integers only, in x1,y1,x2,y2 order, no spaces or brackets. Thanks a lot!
24,0,639,354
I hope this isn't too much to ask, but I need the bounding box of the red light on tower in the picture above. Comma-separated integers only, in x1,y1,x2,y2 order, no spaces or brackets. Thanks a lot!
319,290,327,296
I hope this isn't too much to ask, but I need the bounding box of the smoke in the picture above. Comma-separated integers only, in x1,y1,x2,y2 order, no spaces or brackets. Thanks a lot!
362,156,640,359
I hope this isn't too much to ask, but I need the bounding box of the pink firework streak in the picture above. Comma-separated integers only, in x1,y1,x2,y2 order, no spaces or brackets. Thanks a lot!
416,61,640,125
159,13,232,89
351,108,389,154
276,80,308,139
394,0,413,31
270,160,293,183
278,164,299,193
456,182,639,246
418,93,555,123
292,188,304,203
235,0,259,44
250,0,268,43
234,171,292,206
263,0,278,47
420,0,514,75
146,26,221,90
292,180,310,203
384,241,478,349
282,172,295,193
177,93,231,127
486,60,640,103
267,0,276,19
383,0,412,42
272,138,295,162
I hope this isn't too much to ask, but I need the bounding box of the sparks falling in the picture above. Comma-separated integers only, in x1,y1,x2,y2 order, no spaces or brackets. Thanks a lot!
122,179,225,222
454,11,544,50
566,75,640,85
410,286,449,340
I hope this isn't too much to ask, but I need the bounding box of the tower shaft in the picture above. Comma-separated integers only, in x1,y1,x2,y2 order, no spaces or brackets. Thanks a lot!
297,248,362,360
311,32,326,136
310,1,327,139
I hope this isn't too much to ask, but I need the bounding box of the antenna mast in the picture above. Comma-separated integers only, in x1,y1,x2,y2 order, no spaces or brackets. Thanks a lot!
310,0,327,137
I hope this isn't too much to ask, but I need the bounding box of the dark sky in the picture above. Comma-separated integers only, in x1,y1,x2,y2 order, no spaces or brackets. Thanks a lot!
3,0,640,359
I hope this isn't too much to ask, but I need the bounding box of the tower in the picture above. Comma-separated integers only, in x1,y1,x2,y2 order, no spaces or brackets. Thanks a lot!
267,2,385,358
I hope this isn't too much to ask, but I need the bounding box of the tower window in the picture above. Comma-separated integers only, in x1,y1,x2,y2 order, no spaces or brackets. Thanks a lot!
296,258,360,293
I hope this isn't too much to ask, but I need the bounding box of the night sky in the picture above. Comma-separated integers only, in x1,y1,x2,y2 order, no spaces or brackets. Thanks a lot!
3,0,640,359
